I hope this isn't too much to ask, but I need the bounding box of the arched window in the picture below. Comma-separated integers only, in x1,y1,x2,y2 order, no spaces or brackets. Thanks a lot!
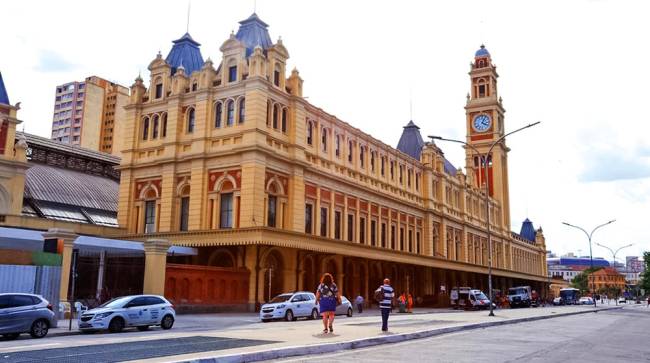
152,114,159,139
191,82,198,92
335,135,340,157
142,116,149,140
238,98,245,124
348,140,353,162
272,104,279,129
226,100,234,126
161,113,167,138
214,102,222,128
281,108,287,132
306,121,313,145
187,108,195,133
321,128,328,152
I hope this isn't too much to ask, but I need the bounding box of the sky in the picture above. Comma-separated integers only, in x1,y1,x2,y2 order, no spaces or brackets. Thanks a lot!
1,0,648,261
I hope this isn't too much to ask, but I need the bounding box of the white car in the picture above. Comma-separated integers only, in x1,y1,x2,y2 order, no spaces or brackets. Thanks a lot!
78,295,175,333
260,292,319,322
618,297,626,304
579,297,594,305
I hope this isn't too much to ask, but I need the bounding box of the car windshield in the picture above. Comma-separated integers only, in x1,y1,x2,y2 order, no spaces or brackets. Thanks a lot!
269,294,292,303
475,292,488,300
508,288,526,295
98,296,131,309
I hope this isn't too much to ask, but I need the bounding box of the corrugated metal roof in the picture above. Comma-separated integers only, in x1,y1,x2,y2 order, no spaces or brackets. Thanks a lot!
236,13,273,57
166,33,204,76
24,164,118,212
0,71,9,105
19,132,120,164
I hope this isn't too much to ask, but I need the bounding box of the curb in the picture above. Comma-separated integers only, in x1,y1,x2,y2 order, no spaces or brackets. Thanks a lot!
186,306,623,363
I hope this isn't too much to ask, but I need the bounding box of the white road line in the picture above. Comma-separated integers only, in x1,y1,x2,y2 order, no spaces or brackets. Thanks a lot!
0,342,61,353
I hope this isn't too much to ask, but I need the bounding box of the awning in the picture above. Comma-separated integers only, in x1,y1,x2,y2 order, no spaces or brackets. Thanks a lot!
0,227,197,256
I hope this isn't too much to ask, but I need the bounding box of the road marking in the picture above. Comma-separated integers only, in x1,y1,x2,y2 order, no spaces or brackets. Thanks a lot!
0,342,61,353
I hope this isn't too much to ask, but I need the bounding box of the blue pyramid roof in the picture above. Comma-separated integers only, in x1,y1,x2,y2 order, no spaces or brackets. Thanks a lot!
475,44,490,57
396,121,425,160
235,13,273,57
0,72,9,105
166,33,204,76
520,218,536,242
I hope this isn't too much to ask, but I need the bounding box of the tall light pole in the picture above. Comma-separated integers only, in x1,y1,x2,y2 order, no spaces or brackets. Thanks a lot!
429,121,540,317
562,220,616,307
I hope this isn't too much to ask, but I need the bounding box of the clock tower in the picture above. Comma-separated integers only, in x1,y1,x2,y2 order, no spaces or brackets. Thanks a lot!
464,45,511,230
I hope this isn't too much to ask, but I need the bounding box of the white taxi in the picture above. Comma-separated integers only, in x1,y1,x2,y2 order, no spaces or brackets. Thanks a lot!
78,295,175,333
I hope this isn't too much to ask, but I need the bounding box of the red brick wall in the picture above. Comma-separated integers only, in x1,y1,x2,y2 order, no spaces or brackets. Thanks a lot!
164,264,249,306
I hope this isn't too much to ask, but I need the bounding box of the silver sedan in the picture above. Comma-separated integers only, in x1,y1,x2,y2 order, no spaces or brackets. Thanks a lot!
335,296,354,317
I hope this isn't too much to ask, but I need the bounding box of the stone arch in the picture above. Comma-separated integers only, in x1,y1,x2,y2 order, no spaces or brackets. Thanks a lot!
213,173,237,192
302,255,317,292
261,248,285,301
265,175,285,196
207,249,236,268
139,183,160,200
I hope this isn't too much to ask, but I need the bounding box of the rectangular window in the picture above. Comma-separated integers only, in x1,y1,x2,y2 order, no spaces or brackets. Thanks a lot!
399,227,404,251
370,220,376,246
155,83,163,99
267,195,277,227
408,230,413,252
391,225,396,249
305,204,313,234
320,207,328,237
360,217,366,244
390,161,394,180
334,211,341,239
144,200,156,234
347,214,354,242
381,223,386,248
220,193,233,228
229,66,237,82
179,197,190,231
416,232,421,254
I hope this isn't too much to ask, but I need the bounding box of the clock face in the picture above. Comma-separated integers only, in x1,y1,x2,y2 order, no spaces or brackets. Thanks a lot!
473,114,492,132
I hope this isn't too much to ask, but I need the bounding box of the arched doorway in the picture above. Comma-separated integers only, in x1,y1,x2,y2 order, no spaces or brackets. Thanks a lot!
302,256,316,292
262,250,284,301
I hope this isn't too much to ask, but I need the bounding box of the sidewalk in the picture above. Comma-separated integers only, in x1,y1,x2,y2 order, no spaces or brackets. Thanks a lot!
131,305,623,363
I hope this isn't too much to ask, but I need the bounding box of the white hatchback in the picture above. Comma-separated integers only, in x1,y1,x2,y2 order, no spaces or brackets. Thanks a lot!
260,292,319,322
78,295,175,333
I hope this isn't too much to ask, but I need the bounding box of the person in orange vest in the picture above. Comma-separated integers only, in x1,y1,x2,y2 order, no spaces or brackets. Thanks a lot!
407,293,414,313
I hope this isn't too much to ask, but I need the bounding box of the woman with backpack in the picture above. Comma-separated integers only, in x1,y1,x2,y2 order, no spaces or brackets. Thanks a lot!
315,272,340,334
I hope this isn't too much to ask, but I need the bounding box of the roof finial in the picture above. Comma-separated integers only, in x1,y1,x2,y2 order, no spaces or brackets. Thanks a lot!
186,0,191,34
409,86,413,121
254,0,257,13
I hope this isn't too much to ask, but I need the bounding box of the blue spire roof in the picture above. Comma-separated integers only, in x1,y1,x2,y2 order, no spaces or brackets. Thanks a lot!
397,121,425,160
520,218,536,242
475,44,490,57
235,13,273,57
166,33,204,76
0,72,9,105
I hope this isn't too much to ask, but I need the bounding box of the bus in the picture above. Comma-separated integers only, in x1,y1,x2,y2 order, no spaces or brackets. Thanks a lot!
559,288,581,305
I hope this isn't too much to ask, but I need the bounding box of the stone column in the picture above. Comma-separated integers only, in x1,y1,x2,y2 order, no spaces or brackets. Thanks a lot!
143,239,171,295
43,229,78,304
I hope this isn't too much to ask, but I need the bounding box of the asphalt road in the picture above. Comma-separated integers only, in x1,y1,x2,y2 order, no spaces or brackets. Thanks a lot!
277,306,650,363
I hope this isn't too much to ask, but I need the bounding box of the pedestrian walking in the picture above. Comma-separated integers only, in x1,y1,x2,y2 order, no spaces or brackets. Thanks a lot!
355,294,364,313
315,272,339,334
647,296,649,307
375,278,395,332
407,293,413,313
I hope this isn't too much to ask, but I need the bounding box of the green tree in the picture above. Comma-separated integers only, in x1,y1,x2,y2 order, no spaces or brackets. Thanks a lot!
571,267,602,294
639,252,650,293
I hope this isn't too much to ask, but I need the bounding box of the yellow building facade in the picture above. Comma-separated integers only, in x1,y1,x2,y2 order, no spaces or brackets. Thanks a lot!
115,14,548,310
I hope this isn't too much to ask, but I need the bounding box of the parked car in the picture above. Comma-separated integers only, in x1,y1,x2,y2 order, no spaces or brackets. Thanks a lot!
78,295,175,333
508,286,532,308
579,297,594,305
0,293,56,339
335,296,354,317
618,297,626,304
552,297,563,306
260,292,319,322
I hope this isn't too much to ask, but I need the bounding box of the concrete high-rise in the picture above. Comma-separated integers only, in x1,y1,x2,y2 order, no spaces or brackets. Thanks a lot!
50,76,129,155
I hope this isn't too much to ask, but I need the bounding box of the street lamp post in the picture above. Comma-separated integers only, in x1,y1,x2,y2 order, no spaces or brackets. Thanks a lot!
429,121,540,317
595,242,633,304
562,220,616,307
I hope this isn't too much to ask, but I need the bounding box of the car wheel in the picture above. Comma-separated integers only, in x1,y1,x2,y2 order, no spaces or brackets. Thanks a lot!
310,309,319,320
108,317,125,333
347,308,353,317
137,325,150,331
285,310,294,322
29,319,49,339
2,333,20,340
160,315,174,330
